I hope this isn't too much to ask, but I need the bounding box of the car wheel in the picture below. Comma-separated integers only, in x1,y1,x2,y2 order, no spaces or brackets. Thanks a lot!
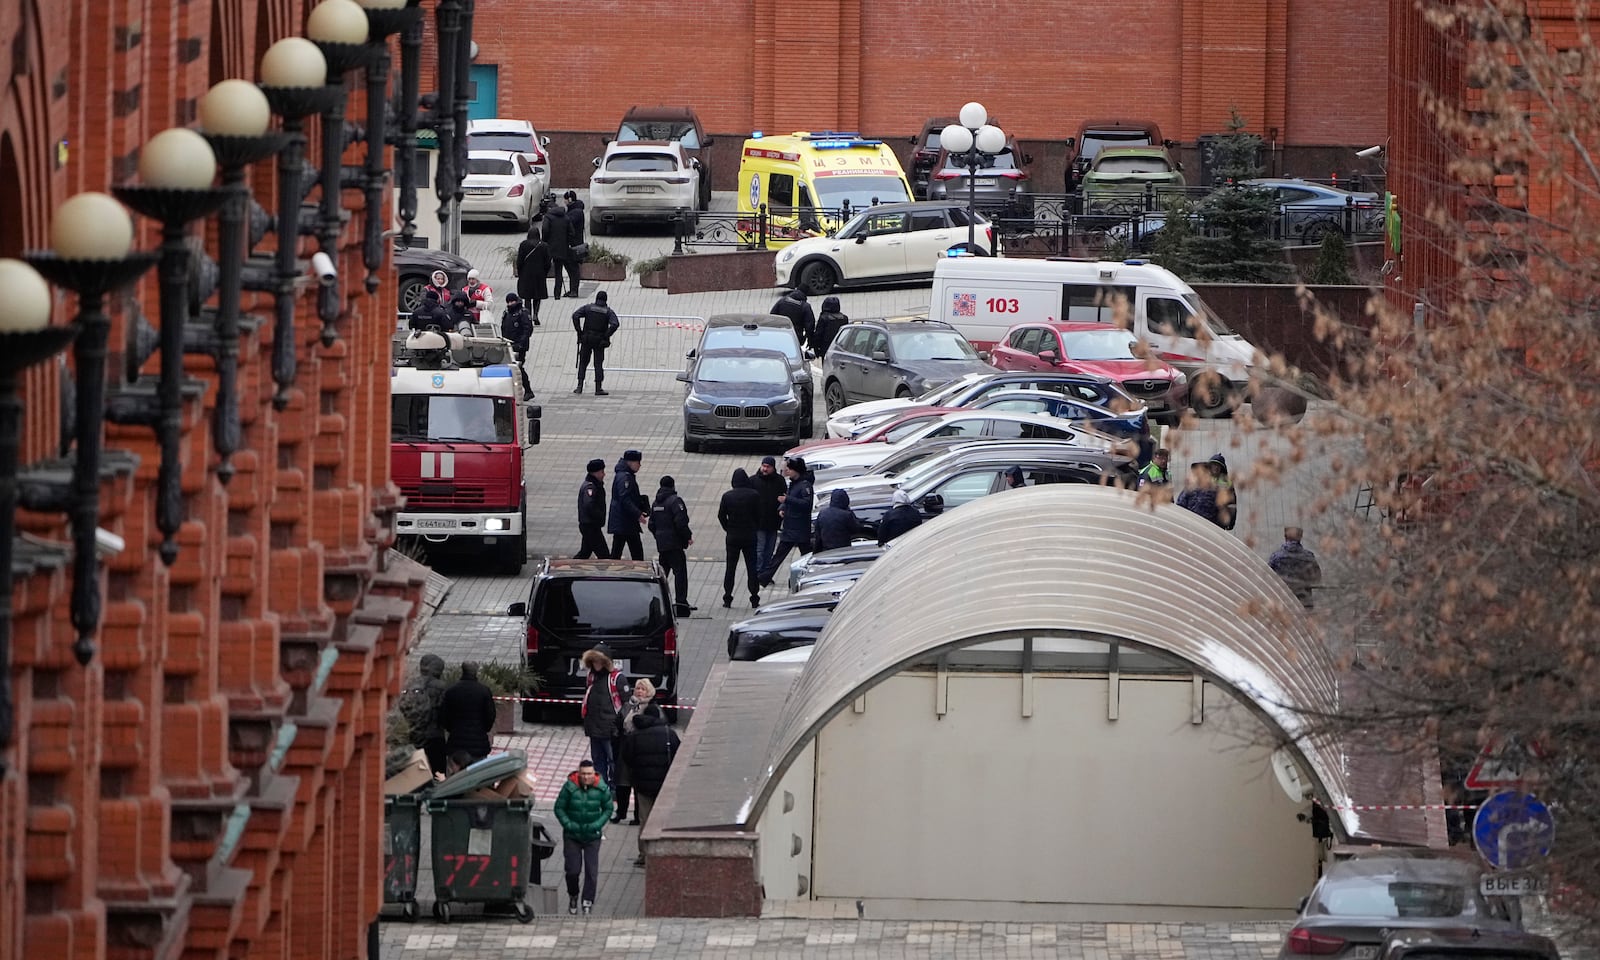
399,277,426,314
824,380,847,415
895,385,913,399
1301,218,1343,242
797,260,837,297
1190,372,1237,419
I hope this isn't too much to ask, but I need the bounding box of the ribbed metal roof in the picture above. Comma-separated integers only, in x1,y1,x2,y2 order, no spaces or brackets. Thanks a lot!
742,485,1364,839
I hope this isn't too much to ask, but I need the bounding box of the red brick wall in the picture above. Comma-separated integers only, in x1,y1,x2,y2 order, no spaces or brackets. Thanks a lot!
470,0,1387,146
1,2,423,958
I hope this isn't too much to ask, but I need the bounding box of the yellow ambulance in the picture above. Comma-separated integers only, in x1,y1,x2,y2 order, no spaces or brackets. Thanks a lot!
736,132,914,245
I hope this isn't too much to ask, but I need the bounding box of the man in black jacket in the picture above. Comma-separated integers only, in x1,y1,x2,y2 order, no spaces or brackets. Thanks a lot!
647,475,694,616
437,661,497,763
877,488,923,546
751,456,786,577
408,289,450,331
717,468,762,608
575,458,610,559
769,289,816,350
758,457,814,587
608,449,649,560
619,705,679,867
812,488,864,552
502,293,534,394
544,199,575,298
572,291,620,396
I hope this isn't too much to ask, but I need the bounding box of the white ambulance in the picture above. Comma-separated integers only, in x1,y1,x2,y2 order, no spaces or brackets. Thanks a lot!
928,256,1259,416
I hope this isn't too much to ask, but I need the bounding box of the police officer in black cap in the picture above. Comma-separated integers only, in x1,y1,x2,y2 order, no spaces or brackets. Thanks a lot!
575,459,611,559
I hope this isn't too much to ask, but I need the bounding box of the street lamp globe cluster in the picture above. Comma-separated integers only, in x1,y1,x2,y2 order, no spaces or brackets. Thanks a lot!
940,102,1006,251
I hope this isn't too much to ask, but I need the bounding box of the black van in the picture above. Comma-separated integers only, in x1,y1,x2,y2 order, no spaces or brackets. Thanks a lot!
509,558,679,724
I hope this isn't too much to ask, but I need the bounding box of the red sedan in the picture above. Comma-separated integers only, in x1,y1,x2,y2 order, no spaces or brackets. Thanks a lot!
989,321,1187,420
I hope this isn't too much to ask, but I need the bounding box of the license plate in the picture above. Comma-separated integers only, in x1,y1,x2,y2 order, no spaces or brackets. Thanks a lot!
724,420,761,430
975,178,998,187
465,187,495,196
626,185,655,194
415,519,454,529
1481,873,1549,896
1350,948,1378,960
573,658,629,676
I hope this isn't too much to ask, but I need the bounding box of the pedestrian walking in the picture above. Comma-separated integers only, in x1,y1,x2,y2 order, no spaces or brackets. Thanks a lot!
751,455,786,575
1269,526,1323,609
575,458,610,559
581,647,627,785
564,190,586,243
610,678,654,826
461,268,493,322
501,293,534,394
400,653,450,775
876,489,923,546
561,190,586,296
513,224,550,326
572,290,619,396
607,449,649,560
758,457,815,587
717,468,762,608
436,660,496,763
1139,447,1172,489
813,295,848,356
647,475,694,616
407,289,450,332
543,200,576,299
554,758,613,915
769,289,816,350
619,704,679,867
812,488,863,552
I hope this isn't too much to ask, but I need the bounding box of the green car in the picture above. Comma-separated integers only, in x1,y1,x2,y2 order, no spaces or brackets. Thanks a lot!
1081,146,1185,215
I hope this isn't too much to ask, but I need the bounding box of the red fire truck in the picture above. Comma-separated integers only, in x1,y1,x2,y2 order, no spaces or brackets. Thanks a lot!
391,329,539,573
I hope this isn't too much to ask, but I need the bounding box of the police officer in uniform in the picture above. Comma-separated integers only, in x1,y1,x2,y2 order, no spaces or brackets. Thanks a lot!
575,459,611,559
572,291,620,396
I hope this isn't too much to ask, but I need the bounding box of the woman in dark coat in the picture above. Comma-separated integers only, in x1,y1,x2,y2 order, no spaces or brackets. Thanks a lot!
515,222,552,325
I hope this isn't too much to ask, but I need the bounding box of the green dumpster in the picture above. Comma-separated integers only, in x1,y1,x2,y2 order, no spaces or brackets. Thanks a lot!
382,795,423,920
426,795,535,923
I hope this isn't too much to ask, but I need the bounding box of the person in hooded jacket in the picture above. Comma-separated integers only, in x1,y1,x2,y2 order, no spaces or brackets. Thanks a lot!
572,291,620,395
619,704,680,866
580,647,628,785
648,475,694,616
812,488,864,552
877,488,924,546
543,200,575,298
758,457,815,587
769,289,816,349
447,291,476,333
408,289,450,331
751,456,786,576
813,296,849,356
402,653,450,775
607,449,649,559
575,458,610,559
501,293,534,394
424,269,454,304
436,661,496,763
717,468,762,608
513,223,551,325
1208,453,1237,530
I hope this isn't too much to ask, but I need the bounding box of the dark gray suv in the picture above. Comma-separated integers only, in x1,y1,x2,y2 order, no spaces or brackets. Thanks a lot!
822,317,993,412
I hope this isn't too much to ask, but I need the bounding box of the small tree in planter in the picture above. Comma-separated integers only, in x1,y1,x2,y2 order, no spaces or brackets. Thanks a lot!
632,255,670,288
581,242,631,281
1305,229,1353,285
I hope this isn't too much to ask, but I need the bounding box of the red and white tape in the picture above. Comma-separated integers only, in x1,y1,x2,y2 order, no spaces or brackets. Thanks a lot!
1327,804,1480,811
492,694,694,712
654,320,704,332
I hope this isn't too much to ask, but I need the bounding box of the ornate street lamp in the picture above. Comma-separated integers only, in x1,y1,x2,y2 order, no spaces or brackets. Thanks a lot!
432,0,462,239
357,0,422,293
940,102,1006,252
393,6,425,244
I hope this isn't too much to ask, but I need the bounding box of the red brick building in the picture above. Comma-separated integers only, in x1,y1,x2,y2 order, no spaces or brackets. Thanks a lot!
466,0,1389,145
1,3,422,959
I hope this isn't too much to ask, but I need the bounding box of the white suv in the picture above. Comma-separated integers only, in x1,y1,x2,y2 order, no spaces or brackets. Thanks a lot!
464,119,552,189
775,200,993,295
589,141,698,234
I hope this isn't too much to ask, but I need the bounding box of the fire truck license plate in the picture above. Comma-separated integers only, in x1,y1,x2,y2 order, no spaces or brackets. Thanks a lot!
416,519,454,529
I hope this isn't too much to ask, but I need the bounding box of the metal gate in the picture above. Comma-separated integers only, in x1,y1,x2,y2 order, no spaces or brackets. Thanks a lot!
565,314,707,375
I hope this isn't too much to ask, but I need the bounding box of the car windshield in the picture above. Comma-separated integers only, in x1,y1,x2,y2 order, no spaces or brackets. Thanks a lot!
1094,155,1172,174
1060,329,1140,360
467,158,516,176
467,133,534,152
703,327,799,361
917,374,986,404
697,356,789,385
812,175,911,209
607,153,679,172
538,579,665,635
1081,132,1154,161
880,416,943,443
391,395,514,444
1313,879,1473,920
942,149,1020,171
890,329,977,361
617,121,700,148
1181,293,1235,336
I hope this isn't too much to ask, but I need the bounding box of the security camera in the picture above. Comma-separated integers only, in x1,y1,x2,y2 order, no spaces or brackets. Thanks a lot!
1356,145,1384,159
95,527,126,560
311,251,337,286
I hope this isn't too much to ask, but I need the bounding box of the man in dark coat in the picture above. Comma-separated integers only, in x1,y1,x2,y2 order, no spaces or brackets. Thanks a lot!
812,488,864,552
877,488,923,546
607,449,649,560
758,457,814,587
408,289,450,331
769,289,816,349
572,290,620,396
575,458,610,559
561,190,586,296
513,225,550,324
618,706,679,866
717,468,762,608
1269,526,1323,609
751,455,786,576
402,653,450,775
501,293,534,394
544,200,576,298
436,660,496,763
647,475,694,616
813,295,848,356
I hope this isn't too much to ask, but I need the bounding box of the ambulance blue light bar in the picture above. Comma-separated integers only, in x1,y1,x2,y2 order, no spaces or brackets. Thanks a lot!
481,365,513,378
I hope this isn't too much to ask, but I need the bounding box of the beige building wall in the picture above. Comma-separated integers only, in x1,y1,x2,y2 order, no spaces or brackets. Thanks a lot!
807,672,1320,917
757,740,817,903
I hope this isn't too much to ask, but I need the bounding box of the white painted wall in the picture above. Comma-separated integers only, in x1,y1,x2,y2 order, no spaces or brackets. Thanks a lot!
756,740,816,902
808,672,1319,913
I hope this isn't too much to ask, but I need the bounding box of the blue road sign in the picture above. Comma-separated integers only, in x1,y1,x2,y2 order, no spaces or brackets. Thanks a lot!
1473,790,1555,870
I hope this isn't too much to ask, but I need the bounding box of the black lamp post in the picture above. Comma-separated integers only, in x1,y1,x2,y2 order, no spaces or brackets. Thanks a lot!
939,103,1006,253
432,0,462,239
358,0,423,293
452,1,476,249
394,14,423,245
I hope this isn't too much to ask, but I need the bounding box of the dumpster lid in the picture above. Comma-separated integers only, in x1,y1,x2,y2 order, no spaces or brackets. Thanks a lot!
430,750,528,799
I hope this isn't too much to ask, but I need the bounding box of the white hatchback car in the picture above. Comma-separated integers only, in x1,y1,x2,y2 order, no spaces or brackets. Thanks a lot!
589,141,698,234
774,200,994,295
461,150,547,229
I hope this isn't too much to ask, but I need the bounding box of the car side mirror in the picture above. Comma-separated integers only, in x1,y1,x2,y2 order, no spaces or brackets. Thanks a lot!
1163,139,1177,149
1038,349,1058,363
803,349,817,360
591,157,601,168
1297,896,1308,914
602,136,613,146
675,371,690,383
1023,153,1034,165
1176,161,1185,172
540,135,551,147
907,134,918,144
870,351,889,362
854,235,866,244
507,601,527,617
685,349,697,359
703,135,715,146
1065,137,1077,148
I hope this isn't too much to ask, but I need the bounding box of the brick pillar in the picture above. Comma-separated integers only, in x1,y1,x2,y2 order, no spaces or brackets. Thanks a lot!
1179,0,1279,139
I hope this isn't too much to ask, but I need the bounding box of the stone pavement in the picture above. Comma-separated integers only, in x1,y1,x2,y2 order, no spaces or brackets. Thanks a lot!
382,918,1292,958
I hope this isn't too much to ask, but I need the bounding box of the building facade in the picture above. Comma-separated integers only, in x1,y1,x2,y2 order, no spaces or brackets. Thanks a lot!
1,2,423,959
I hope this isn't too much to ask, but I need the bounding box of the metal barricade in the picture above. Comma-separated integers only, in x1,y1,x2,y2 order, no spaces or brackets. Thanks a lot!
566,314,707,375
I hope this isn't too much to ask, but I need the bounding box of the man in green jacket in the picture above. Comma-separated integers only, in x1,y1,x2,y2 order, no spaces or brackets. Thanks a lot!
554,759,614,915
